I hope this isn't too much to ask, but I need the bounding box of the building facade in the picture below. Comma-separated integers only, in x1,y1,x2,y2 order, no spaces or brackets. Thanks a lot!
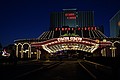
50,9,94,30
110,10,120,37
14,9,120,60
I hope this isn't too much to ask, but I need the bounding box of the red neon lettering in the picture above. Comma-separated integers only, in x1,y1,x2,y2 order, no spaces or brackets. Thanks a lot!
65,28,67,30
88,27,90,30
55,28,58,31
78,28,80,30
67,17,76,19
91,27,93,30
65,13,75,17
68,28,70,31
62,28,64,31
59,28,60,30
94,27,96,30
72,28,74,30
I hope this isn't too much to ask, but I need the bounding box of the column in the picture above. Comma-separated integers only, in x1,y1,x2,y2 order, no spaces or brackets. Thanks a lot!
101,48,106,57
112,48,116,57
38,50,41,59
103,48,106,57
21,45,24,58
15,44,18,57
110,46,116,57
28,45,31,58
37,49,41,59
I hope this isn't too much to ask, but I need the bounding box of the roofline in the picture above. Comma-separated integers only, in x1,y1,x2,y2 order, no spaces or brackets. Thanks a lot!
110,10,120,21
62,8,77,11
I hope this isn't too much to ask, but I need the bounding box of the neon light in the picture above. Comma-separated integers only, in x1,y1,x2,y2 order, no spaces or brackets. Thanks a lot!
68,28,70,31
65,13,75,17
55,28,58,31
67,17,76,19
82,28,83,30
84,27,87,30
2,49,10,57
65,28,67,30
94,27,96,30
91,27,93,30
58,28,60,30
72,28,74,30
78,28,80,30
65,13,76,19
88,27,90,30
62,28,64,31
57,37,82,42
43,42,98,53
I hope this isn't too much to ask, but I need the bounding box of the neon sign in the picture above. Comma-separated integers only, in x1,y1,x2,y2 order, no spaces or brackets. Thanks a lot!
55,27,97,31
65,13,75,16
65,13,76,19
57,37,82,42
67,17,76,19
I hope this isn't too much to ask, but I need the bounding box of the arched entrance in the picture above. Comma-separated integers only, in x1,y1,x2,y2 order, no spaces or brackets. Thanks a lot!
32,37,111,60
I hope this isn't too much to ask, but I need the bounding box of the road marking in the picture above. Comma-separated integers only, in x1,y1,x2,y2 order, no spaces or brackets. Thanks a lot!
84,60,112,69
13,62,62,79
13,66,44,79
78,61,97,80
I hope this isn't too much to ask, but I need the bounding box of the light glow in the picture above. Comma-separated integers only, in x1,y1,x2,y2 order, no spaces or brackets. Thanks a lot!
57,37,82,42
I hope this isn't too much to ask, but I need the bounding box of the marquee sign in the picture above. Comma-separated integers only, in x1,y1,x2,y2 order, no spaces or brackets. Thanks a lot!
57,37,82,42
31,37,112,53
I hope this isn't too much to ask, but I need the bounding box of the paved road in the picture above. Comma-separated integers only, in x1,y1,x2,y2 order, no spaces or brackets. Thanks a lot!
15,61,94,80
0,60,113,80
0,60,52,80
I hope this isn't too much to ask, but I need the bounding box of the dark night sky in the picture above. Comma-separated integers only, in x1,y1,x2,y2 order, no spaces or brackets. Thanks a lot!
0,0,120,47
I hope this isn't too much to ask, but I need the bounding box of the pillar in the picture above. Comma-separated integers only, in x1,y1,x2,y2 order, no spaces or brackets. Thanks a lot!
28,45,31,58
15,44,18,57
110,46,116,57
37,49,41,59
112,49,116,57
101,48,106,57
21,45,24,58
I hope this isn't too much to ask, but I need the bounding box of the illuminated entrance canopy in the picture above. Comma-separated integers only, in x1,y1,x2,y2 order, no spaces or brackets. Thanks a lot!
31,37,112,53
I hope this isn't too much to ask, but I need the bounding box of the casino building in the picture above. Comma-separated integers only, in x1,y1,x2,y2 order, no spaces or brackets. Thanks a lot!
14,9,117,60
50,9,94,29
110,10,120,37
